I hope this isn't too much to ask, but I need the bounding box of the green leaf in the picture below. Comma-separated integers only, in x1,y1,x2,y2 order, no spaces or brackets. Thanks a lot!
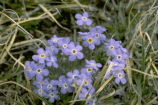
0,71,23,80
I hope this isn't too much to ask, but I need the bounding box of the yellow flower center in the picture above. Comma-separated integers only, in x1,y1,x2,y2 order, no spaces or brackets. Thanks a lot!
118,73,122,78
54,38,58,41
40,54,45,58
87,68,92,73
36,69,42,74
39,81,43,85
87,38,93,43
91,63,95,66
71,49,77,54
27,67,30,72
84,81,88,85
82,17,87,21
51,57,54,61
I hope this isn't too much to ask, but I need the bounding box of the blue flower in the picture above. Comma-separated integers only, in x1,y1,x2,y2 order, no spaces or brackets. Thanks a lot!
67,69,80,83
78,32,90,40
46,52,58,68
79,87,95,100
104,39,121,56
57,76,73,94
33,78,48,88
68,42,84,61
112,48,129,64
76,74,92,88
90,27,106,44
33,88,47,97
114,70,126,84
108,60,125,74
24,61,36,80
81,67,94,77
85,59,102,71
82,34,97,50
58,37,70,55
47,40,59,55
42,79,58,92
50,34,63,44
31,62,49,80
45,90,60,103
90,26,107,33
75,12,92,26
120,46,130,58
32,48,48,64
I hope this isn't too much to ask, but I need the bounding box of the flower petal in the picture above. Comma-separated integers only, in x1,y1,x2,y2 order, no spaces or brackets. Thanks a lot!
32,55,39,61
83,12,89,17
75,13,82,19
89,44,95,50
42,69,49,76
76,52,84,59
69,55,76,61
115,78,120,84
85,19,92,26
77,20,84,26
121,78,126,84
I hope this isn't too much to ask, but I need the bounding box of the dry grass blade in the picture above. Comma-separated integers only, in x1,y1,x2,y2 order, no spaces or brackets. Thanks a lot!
101,62,113,84
98,88,115,101
73,0,85,12
0,12,34,38
126,58,133,85
0,27,18,64
70,77,86,105
39,4,71,32
147,97,157,105
93,72,115,97
122,68,158,78
145,32,155,53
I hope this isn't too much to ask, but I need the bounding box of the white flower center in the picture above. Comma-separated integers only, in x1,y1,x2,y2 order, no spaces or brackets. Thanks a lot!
63,44,67,48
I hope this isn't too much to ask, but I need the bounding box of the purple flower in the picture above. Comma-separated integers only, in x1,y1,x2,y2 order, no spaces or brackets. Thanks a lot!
43,79,58,91
104,39,121,56
79,87,95,100
47,40,59,55
45,90,60,103
78,32,90,40
33,78,48,88
85,59,102,70
82,34,97,50
32,48,48,63
57,76,73,94
68,42,84,61
112,48,129,64
90,26,107,33
108,60,125,74
120,46,130,58
81,67,94,77
58,37,70,55
33,88,47,97
67,70,80,83
114,70,126,84
90,27,106,44
76,74,92,88
31,62,49,80
75,12,92,26
50,35,62,44
46,53,58,68
24,61,36,80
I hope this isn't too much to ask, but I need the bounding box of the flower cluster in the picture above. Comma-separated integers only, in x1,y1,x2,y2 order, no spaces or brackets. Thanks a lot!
23,11,130,104
104,39,130,84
